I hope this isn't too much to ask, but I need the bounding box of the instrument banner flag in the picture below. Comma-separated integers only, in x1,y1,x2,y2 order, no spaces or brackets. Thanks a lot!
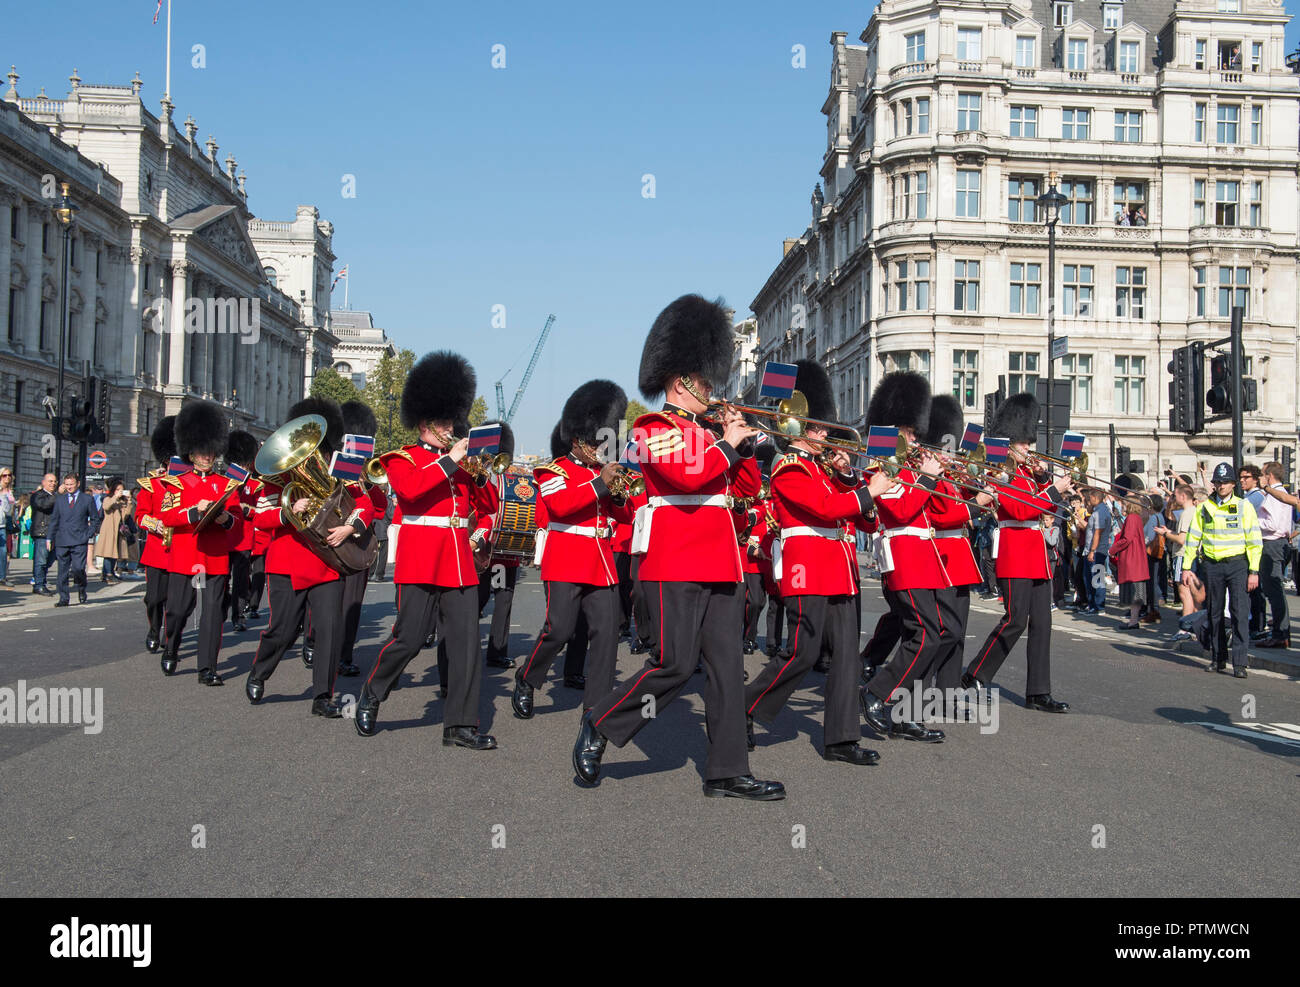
329,451,367,482
468,424,502,456
167,456,191,477
866,426,899,460
1060,431,1086,460
343,433,375,457
759,361,798,399
983,437,1011,464
224,462,249,484
960,423,983,453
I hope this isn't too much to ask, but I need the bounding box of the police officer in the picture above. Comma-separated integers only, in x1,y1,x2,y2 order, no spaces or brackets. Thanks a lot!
1181,462,1262,677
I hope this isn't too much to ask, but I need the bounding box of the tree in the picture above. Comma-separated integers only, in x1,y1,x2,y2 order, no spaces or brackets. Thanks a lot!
363,349,417,454
624,399,649,433
469,396,488,427
310,367,361,407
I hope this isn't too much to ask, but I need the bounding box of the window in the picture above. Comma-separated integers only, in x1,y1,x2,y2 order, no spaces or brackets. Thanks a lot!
1194,40,1207,71
902,100,913,135
1250,42,1262,72
1054,3,1073,27
69,237,76,268
953,350,979,410
1015,36,1036,68
1062,264,1094,316
1008,351,1039,397
95,249,101,280
954,259,980,311
916,97,930,134
1218,266,1249,317
914,259,930,309
1194,266,1207,317
1217,104,1239,144
956,170,981,218
892,171,928,219
1116,266,1147,319
1010,105,1038,137
957,28,982,61
93,319,102,366
13,379,23,415
1114,180,1146,222
1119,41,1139,73
1061,354,1093,412
1194,102,1206,143
905,31,925,62
1066,39,1088,71
1215,181,1239,225
893,261,931,311
6,288,16,341
8,205,16,239
1114,110,1142,142
1250,105,1262,145
957,93,981,131
1193,179,1206,225
1009,262,1042,315
1104,4,1123,29
913,171,929,218
1061,180,1094,224
1008,177,1039,222
264,266,278,288
1114,356,1145,414
889,351,932,381
67,312,77,359
1249,181,1262,227
895,261,910,311
39,301,49,350
42,223,49,254
1062,108,1091,140
1217,0,1239,11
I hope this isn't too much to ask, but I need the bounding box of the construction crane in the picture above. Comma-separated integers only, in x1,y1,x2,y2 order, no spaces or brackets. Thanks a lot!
494,314,555,424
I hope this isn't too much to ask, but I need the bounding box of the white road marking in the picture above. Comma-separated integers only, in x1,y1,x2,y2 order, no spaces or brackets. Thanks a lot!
1187,721,1300,749
90,627,106,631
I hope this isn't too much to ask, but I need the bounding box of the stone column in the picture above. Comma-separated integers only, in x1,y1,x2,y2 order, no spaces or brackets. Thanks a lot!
168,258,190,392
0,190,12,343
25,203,44,354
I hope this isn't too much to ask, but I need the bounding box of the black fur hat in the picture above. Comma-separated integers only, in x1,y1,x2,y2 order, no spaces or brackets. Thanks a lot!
795,359,836,423
990,392,1040,444
561,379,628,448
402,351,475,429
150,415,176,466
288,396,344,455
340,399,377,439
637,294,733,399
924,394,964,450
175,401,229,462
226,430,258,468
866,371,931,433
478,419,515,459
549,422,568,460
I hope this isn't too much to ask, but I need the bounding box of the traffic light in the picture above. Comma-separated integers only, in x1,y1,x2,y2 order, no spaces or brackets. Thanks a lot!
1242,377,1258,413
1283,446,1294,483
94,377,110,444
1168,342,1205,434
1206,354,1231,415
1116,445,1131,475
983,388,1005,428
67,393,94,441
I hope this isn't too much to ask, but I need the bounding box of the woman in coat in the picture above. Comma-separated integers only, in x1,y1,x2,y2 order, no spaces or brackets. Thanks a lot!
1109,501,1152,630
95,477,132,584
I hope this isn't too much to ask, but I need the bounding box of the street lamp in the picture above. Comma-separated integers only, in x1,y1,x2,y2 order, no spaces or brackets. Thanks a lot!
1035,172,1069,449
52,181,78,477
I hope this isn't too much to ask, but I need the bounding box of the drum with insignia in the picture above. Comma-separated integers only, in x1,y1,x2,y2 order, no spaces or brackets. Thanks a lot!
490,464,539,564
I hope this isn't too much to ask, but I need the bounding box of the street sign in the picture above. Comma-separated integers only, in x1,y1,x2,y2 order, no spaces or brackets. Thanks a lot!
1050,336,1068,361
87,450,107,469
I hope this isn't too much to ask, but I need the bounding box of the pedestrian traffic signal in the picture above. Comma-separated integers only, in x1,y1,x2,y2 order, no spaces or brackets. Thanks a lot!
67,394,94,441
1167,342,1205,434
1283,446,1294,483
94,377,111,443
1115,445,1131,475
1206,354,1231,415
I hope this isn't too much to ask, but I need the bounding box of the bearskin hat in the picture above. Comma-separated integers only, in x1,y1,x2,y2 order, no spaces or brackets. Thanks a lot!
288,396,344,455
924,394,965,450
226,430,258,469
561,379,628,448
402,351,475,429
477,419,515,459
150,415,177,466
794,359,836,423
637,294,734,399
990,392,1040,445
175,401,229,462
866,371,931,434
340,399,377,440
549,422,568,460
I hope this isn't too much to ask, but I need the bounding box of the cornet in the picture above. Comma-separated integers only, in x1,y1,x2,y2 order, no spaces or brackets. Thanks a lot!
460,451,512,480
606,465,645,498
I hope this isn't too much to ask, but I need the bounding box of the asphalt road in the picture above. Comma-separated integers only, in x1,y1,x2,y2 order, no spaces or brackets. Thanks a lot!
0,569,1296,897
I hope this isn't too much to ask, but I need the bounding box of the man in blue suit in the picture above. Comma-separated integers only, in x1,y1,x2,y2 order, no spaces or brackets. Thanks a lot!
46,472,101,607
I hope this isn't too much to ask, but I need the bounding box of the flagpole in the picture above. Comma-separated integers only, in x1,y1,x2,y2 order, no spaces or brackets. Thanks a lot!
344,272,349,311
164,0,172,101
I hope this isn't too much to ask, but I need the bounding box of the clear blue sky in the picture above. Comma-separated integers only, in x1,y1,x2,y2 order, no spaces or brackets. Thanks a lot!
8,1,1300,453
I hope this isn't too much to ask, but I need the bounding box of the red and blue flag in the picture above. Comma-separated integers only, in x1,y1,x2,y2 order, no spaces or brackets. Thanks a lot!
866,426,899,462
225,463,249,484
329,452,366,482
759,361,798,400
983,437,1011,464
167,456,190,477
1060,431,1086,460
960,423,983,453
468,424,502,456
343,433,374,457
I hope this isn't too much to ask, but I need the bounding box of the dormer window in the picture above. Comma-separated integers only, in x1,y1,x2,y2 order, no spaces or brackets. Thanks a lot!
1103,4,1123,29
1054,3,1073,27
1066,38,1088,70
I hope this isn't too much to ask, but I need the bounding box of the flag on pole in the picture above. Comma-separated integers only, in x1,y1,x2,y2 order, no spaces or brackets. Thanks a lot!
343,433,375,457
759,361,799,400
328,451,366,483
468,424,502,456
330,265,349,292
866,426,900,462
1059,431,1086,460
960,422,984,453
224,462,250,484
983,437,1011,464
153,0,162,24
167,456,190,477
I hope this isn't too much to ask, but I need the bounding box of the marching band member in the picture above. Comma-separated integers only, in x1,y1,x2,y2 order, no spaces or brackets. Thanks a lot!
355,352,497,749
962,393,1072,712
739,443,776,655
513,380,634,718
743,360,893,765
223,430,260,635
135,416,175,654
573,294,784,800
858,373,948,743
338,400,386,679
158,401,241,685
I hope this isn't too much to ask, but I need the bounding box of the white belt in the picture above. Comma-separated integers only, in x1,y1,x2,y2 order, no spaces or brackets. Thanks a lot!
549,521,614,539
649,494,733,509
998,520,1040,530
780,525,853,541
403,515,470,528
882,526,933,539
932,529,968,539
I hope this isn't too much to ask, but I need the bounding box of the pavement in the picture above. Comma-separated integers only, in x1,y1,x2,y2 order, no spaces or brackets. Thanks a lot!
0,560,1296,897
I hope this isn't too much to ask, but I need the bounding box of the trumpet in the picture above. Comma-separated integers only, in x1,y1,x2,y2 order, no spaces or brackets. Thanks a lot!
606,465,645,499
363,456,388,487
460,451,512,480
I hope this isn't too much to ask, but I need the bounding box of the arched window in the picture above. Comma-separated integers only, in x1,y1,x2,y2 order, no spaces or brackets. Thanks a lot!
334,361,352,375
263,266,278,288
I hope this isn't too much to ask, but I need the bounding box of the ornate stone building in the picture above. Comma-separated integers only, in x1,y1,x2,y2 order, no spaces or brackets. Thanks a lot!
327,309,397,389
749,0,1300,479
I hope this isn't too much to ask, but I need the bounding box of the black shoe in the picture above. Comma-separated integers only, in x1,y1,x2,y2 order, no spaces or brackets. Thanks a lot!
859,687,891,736
1216,663,1231,675
512,679,535,719
572,710,607,785
246,677,264,704
37,586,52,596
890,719,945,742
160,652,178,676
443,726,496,750
337,662,361,678
301,645,314,669
563,674,585,690
77,589,87,604
311,695,343,718
486,653,514,668
702,775,786,801
743,640,756,655
823,742,880,765
1205,660,1224,673
746,715,756,752
354,693,379,736
813,656,831,674
1233,667,1248,679
233,619,247,633
244,606,259,619
198,669,224,687
424,633,435,649
145,631,160,653
1025,693,1070,713
861,663,877,686
30,584,40,595
764,647,779,658
54,599,69,608
1256,637,1289,649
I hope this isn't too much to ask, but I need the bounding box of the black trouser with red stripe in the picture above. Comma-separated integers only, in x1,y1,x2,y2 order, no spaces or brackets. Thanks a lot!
928,585,969,692
743,572,766,643
163,570,228,674
364,583,480,728
861,609,901,670
225,549,251,625
248,552,266,611
249,574,343,700
745,593,860,747
588,580,749,781
517,581,618,710
630,556,654,650
339,567,368,666
865,586,949,704
965,576,1052,695
436,563,520,685
144,564,169,639
614,551,634,637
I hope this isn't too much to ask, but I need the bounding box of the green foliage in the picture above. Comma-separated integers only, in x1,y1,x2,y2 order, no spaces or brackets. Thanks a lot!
469,396,488,427
309,367,361,407
624,399,649,432
363,349,417,454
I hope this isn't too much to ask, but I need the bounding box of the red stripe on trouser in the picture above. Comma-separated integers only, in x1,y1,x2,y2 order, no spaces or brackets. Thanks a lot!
250,576,278,673
886,590,927,701
365,583,402,690
747,596,802,715
595,581,664,731
969,581,1013,680
520,582,554,679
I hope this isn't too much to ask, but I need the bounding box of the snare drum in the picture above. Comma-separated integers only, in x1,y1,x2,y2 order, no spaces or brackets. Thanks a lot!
490,465,539,565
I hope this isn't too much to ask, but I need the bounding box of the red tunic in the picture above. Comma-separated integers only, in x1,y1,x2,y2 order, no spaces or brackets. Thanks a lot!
535,455,634,586
134,475,172,570
770,451,868,597
870,467,950,591
254,480,339,590
158,470,242,577
988,463,1055,580
927,478,982,587
633,408,761,583
230,478,262,553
